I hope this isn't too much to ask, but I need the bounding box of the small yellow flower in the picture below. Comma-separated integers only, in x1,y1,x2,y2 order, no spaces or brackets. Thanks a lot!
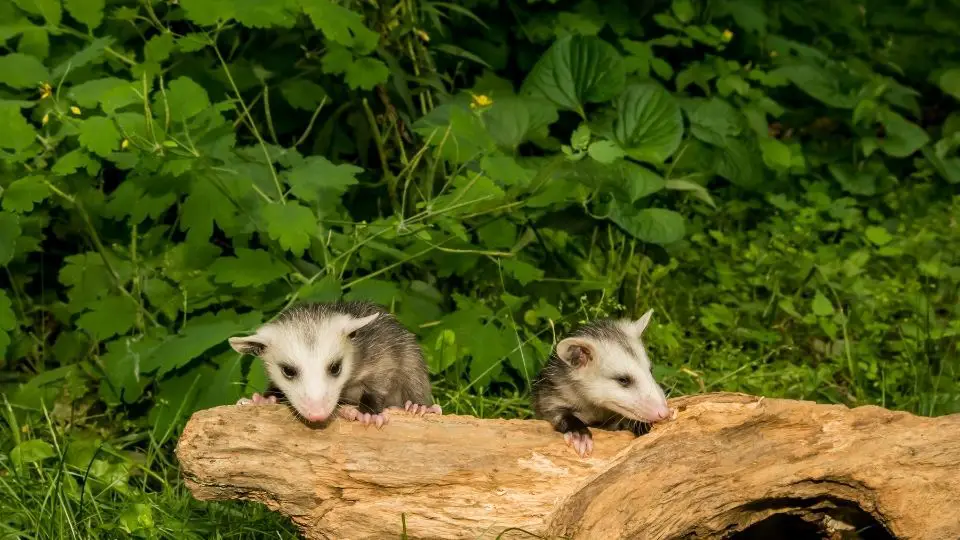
121,139,130,150
770,50,779,58
415,29,430,42
42,112,50,125
470,93,493,109
70,106,81,115
721,29,734,42
39,82,53,99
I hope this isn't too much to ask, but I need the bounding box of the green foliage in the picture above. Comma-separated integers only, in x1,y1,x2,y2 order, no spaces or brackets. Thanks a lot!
1,0,960,535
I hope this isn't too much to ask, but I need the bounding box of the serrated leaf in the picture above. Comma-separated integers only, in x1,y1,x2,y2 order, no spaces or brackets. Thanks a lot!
68,77,129,108
501,258,544,285
811,292,834,316
180,178,239,244
78,116,121,157
0,102,36,152
232,0,297,28
520,35,625,117
12,0,61,25
163,77,210,122
179,0,232,25
51,37,112,79
299,0,379,54
261,202,316,255
612,82,683,164
77,296,138,340
144,33,175,63
609,204,685,245
480,155,536,188
52,149,99,176
587,140,625,164
65,0,104,30
284,156,362,202
0,212,20,266
2,175,49,213
209,248,289,287
413,103,497,164
141,310,264,377
483,96,559,151
344,57,389,90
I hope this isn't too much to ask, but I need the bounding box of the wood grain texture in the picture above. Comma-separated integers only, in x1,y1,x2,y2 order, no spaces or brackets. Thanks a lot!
175,392,960,539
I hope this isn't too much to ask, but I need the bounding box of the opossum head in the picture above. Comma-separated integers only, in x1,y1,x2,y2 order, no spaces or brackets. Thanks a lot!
229,310,379,423
557,309,670,423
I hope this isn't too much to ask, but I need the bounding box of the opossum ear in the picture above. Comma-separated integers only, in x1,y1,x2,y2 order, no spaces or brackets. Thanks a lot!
343,312,379,338
229,335,267,357
626,309,654,338
557,338,594,368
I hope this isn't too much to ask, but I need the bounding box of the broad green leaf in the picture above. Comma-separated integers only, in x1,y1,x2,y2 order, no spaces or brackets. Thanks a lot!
759,138,792,170
587,140,625,164
0,289,13,357
299,0,379,54
345,278,400,306
811,292,834,316
501,258,544,285
18,27,49,59
773,64,856,109
828,164,877,195
10,440,56,470
0,102,36,152
0,211,20,265
163,77,210,122
119,503,155,534
413,103,497,164
195,351,246,409
559,159,664,202
12,0,61,26
483,96,558,151
480,155,536,187
209,249,289,287
68,77,130,108
684,97,743,145
284,156,362,201
612,82,683,164
77,296,138,339
865,226,893,246
922,147,960,184
261,202,316,255
665,178,716,208
179,0,232,25
144,33,176,64
609,205,686,245
65,0,104,30
716,138,764,188
180,178,239,244
52,149,100,176
50,37,112,79
877,109,929,158
298,274,342,303
344,57,389,90
141,310,264,377
520,35,625,117
939,68,960,101
672,0,695,23
232,0,297,28
2,175,49,213
78,116,121,157
280,79,327,111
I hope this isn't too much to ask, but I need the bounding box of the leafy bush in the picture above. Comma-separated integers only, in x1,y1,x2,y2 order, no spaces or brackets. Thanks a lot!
2,0,959,535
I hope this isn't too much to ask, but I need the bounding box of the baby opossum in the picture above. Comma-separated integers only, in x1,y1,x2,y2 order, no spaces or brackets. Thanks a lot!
532,309,672,457
228,300,441,428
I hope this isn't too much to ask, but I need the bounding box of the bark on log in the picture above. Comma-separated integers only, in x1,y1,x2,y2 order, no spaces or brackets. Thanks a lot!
175,392,960,539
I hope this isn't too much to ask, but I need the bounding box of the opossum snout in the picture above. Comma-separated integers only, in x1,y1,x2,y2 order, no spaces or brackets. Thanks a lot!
634,398,671,423
301,399,332,422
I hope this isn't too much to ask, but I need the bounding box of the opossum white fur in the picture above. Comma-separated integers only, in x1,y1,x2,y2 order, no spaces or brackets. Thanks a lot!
531,309,671,457
228,301,440,428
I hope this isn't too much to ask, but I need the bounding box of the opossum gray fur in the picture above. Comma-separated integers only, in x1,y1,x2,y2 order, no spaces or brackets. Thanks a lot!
228,300,440,428
531,309,671,457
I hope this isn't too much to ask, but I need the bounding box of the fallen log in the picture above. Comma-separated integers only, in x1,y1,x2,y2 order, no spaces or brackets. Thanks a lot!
175,392,960,539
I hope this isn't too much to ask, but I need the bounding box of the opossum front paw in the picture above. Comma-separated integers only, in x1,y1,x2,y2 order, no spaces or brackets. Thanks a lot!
563,430,594,458
337,405,360,421
403,401,442,416
236,393,277,406
358,412,389,429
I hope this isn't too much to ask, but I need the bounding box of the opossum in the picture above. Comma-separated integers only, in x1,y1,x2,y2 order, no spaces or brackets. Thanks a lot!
531,309,672,457
228,300,441,428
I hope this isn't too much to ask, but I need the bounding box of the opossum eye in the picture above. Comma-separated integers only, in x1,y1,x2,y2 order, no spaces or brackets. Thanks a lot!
328,359,342,376
279,364,299,379
615,375,633,387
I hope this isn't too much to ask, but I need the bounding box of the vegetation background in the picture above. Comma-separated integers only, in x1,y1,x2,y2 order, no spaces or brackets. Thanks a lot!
1,0,959,537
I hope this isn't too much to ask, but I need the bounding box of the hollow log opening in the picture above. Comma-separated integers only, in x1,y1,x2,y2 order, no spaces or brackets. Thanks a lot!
728,498,895,540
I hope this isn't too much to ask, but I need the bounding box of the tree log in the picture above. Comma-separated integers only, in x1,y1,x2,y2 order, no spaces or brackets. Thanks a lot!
175,392,960,539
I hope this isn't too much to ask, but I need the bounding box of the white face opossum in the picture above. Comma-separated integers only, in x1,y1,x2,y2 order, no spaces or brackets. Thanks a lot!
531,309,672,457
228,301,441,428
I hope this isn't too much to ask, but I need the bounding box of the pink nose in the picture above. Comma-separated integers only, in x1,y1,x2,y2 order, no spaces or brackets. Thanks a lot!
301,400,329,422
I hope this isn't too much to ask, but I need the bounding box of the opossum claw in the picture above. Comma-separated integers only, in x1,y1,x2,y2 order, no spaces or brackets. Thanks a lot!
236,393,276,406
337,405,360,421
399,401,442,416
563,431,594,458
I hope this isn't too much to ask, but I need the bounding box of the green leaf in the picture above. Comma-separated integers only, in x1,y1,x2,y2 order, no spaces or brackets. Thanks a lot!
672,0,695,23
77,296,138,340
501,258,544,286
0,102,36,152
480,155,536,187
773,64,856,109
877,109,930,158
939,68,960,101
828,164,877,195
587,140,625,164
78,116,121,157
483,96,559,151
2,175,49,213
141,310,264,377
684,97,743,146
865,226,893,246
0,212,20,266
260,202,316,256
12,0,61,26
520,35,625,117
68,77,130,108
922,147,960,184
209,248,289,287
231,0,297,28
665,178,716,208
180,177,239,244
163,77,210,122
299,0,379,54
0,289,14,357
284,156,362,202
811,292,834,316
179,0,231,25
716,138,765,188
609,205,686,245
10,440,56,470
65,0,104,30
280,79,327,111
759,138,792,170
50,37,112,80
612,82,684,164
344,57,389,90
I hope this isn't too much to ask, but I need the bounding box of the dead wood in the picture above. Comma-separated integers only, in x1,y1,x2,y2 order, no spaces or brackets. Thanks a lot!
175,392,960,539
